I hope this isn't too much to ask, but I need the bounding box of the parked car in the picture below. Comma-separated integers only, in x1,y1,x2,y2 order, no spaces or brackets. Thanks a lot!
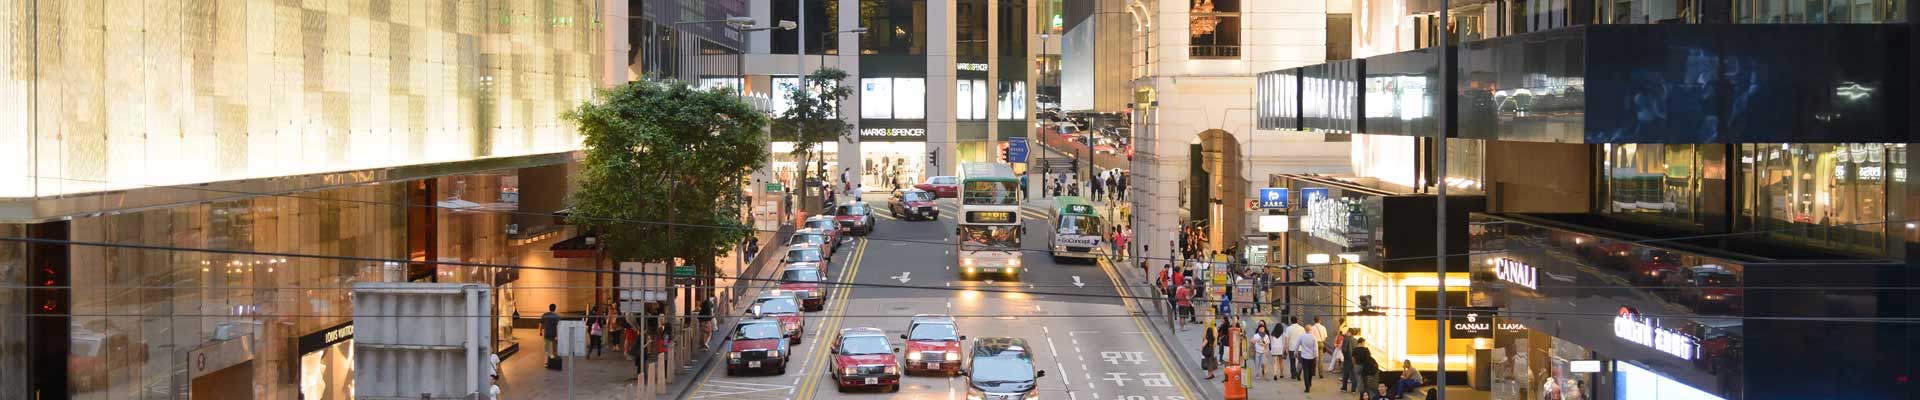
901,314,965,376
916,176,960,198
778,264,828,311
888,189,940,221
830,327,902,393
750,294,807,344
788,228,838,257
804,216,844,245
783,244,827,265
832,202,876,236
725,319,793,375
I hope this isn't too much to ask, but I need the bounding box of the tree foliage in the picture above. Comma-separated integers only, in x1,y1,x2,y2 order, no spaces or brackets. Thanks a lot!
566,80,769,266
771,68,853,193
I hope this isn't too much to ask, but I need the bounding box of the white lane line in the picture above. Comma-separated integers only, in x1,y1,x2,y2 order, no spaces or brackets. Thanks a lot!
1057,361,1073,386
1072,338,1079,345
1071,392,1080,400
1093,393,1101,399
792,378,801,385
1043,326,1051,334
1068,331,1101,336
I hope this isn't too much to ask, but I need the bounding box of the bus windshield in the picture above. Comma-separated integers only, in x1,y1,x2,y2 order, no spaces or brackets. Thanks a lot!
959,225,1021,250
1056,215,1104,236
962,180,1018,205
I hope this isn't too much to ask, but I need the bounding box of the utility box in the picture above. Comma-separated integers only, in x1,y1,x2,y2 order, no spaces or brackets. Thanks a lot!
352,283,493,399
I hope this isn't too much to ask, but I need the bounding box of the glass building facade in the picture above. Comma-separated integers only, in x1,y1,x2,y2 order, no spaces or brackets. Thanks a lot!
0,0,605,199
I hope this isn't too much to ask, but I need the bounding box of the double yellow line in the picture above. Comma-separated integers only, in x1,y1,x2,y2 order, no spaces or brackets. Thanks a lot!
796,237,867,399
1097,256,1199,400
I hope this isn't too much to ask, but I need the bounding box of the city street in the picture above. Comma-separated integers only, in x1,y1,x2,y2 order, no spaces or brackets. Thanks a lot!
687,196,1198,400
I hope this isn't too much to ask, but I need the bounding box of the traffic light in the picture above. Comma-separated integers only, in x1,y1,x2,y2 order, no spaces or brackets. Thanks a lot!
999,143,1010,163
927,150,938,170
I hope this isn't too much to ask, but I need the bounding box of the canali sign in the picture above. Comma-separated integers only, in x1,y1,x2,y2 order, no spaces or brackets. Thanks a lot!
1494,257,1537,290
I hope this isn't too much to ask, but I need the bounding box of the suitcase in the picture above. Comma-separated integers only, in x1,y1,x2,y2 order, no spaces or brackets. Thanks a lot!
546,356,563,370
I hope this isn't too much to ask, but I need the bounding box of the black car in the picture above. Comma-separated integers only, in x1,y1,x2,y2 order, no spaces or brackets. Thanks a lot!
962,337,1044,400
888,189,940,221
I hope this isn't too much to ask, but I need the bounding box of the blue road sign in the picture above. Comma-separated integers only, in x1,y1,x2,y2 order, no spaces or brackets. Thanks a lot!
1302,187,1330,203
1257,188,1289,209
1007,137,1029,163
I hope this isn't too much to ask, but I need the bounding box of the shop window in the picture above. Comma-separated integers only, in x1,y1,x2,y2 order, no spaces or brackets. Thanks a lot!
859,77,926,120
1188,0,1241,59
1733,0,1903,22
1737,143,1888,255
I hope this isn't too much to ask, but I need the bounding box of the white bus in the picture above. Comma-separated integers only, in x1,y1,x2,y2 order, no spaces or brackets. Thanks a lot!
955,162,1023,279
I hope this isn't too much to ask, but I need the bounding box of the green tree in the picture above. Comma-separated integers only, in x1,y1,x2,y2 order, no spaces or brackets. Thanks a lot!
772,68,852,212
566,79,768,285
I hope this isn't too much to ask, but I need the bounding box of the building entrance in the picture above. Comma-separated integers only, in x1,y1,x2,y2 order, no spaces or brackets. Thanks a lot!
862,142,926,192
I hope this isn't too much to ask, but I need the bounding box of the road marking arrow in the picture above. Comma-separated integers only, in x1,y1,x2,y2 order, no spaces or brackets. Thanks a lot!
893,272,912,284
1072,276,1085,288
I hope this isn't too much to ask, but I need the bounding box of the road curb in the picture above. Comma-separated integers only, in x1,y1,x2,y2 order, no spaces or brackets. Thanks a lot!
1103,256,1226,400
668,226,793,399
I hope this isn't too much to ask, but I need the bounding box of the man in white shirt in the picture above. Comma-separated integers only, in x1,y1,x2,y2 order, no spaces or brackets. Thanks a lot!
1281,317,1307,380
1294,328,1320,392
1308,316,1330,381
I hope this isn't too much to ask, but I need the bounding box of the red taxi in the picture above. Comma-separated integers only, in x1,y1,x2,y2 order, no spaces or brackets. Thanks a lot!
831,327,901,393
915,176,960,198
725,319,792,375
750,293,807,344
899,314,965,375
778,264,828,311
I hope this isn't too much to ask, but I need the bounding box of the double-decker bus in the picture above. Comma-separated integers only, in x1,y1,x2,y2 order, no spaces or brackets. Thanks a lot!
1046,196,1104,262
955,163,1023,279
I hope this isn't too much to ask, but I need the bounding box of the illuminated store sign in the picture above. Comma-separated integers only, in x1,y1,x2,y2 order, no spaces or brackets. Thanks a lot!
1447,310,1527,339
958,63,989,71
1613,307,1697,360
1493,258,1537,290
860,128,926,139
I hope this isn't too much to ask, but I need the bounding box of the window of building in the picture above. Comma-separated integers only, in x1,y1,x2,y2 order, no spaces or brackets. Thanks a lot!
1188,0,1241,59
896,78,927,119
1602,144,1715,230
996,81,1028,120
1738,143,1889,254
808,0,841,54
860,78,894,119
859,77,926,120
862,0,928,55
958,80,988,120
1735,0,1907,22
773,0,800,54
958,0,990,59
1000,0,1030,57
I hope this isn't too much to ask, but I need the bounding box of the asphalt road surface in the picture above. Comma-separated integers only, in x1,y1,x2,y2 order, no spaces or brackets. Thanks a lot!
687,198,1198,400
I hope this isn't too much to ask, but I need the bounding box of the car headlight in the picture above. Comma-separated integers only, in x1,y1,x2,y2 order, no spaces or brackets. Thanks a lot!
768,350,780,358
1027,389,1040,400
946,352,962,361
885,365,899,374
730,352,741,359
963,257,975,266
844,367,859,376
1054,244,1066,251
908,352,923,361
1009,258,1021,266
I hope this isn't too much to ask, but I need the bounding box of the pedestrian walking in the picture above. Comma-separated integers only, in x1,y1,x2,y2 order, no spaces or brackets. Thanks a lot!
698,297,716,351
1250,323,1270,377
1339,326,1359,392
1267,327,1288,380
1201,325,1219,380
1216,318,1234,361
1294,327,1320,392
745,235,760,263
1309,316,1330,376
1281,317,1306,380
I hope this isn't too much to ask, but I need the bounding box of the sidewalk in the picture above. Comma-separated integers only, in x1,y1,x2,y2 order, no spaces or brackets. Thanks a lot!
658,225,792,399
